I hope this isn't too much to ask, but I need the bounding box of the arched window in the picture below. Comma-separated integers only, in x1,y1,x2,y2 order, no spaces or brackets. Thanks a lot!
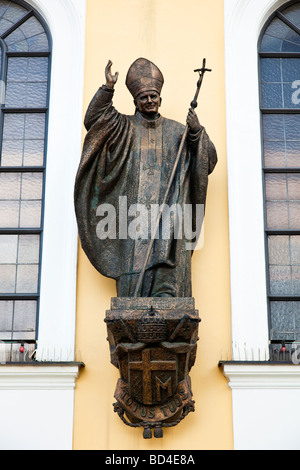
259,1,300,349
0,0,50,360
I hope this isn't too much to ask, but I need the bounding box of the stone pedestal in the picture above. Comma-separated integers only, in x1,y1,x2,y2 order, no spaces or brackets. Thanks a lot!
105,297,200,438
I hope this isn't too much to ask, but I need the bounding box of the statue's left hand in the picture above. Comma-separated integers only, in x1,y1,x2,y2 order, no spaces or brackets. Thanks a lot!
186,108,201,133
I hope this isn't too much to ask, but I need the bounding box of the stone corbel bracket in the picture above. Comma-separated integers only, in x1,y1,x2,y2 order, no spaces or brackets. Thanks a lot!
105,297,200,439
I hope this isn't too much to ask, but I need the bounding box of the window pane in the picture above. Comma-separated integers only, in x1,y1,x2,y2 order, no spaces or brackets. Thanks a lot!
19,15,45,37
0,264,16,293
5,16,49,53
265,173,287,200
268,235,300,296
266,201,289,229
264,17,292,39
264,141,286,167
260,35,283,53
5,82,26,107
16,264,39,293
27,83,47,107
23,140,44,166
281,40,300,52
286,141,300,167
260,59,300,109
25,114,45,139
289,202,300,229
270,301,300,341
261,83,283,108
291,236,300,265
18,234,40,264
2,113,46,167
260,18,295,52
282,4,300,28
0,2,28,37
28,57,48,82
0,234,18,263
265,173,300,229
261,58,281,82
0,233,40,294
3,2,27,23
6,57,28,82
27,33,49,53
288,174,300,199
1,140,23,166
6,57,48,108
285,115,300,140
268,235,290,265
13,300,37,335
0,300,37,341
269,265,292,295
264,141,286,168
0,300,13,332
5,82,47,108
283,82,300,109
0,200,19,227
282,59,300,82
292,265,300,293
0,173,43,227
260,17,300,53
0,17,11,35
19,200,42,228
284,29,300,46
6,57,48,81
21,173,43,200
1,139,45,167
0,234,40,264
0,1,12,17
3,114,25,139
0,172,21,199
263,114,284,141
263,115,300,168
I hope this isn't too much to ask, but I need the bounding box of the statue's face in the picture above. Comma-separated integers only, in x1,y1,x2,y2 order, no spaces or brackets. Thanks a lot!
134,91,161,115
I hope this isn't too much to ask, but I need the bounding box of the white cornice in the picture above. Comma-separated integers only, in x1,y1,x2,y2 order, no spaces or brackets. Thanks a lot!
0,364,81,390
223,363,300,389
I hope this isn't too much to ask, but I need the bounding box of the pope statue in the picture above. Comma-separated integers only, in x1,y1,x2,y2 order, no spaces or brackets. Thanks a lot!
74,58,217,297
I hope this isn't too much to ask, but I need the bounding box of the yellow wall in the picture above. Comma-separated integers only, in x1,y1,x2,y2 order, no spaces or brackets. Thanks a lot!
73,0,232,450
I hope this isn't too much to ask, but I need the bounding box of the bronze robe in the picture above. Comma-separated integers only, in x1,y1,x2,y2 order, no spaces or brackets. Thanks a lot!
74,86,217,297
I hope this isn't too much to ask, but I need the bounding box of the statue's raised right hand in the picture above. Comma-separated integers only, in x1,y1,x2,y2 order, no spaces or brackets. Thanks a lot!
105,60,119,89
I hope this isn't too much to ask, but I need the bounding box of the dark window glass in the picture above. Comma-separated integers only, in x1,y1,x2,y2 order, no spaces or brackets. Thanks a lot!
0,0,51,359
260,2,300,349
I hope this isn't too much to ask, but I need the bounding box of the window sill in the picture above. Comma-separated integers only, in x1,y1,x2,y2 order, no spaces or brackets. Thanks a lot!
0,362,84,390
220,361,300,389
220,360,300,449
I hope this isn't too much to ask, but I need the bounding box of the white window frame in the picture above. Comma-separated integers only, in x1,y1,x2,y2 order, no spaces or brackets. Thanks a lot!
0,0,86,451
224,0,291,360
224,0,300,451
0,364,80,450
22,0,86,361
222,363,300,450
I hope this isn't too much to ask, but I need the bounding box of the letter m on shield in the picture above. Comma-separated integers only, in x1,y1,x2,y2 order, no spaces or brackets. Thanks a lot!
156,376,172,401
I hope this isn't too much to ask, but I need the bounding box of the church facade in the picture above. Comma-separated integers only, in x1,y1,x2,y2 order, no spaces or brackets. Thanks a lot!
0,0,300,451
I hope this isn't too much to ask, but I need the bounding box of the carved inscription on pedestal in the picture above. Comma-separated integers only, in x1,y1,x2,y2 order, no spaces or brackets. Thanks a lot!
105,297,200,439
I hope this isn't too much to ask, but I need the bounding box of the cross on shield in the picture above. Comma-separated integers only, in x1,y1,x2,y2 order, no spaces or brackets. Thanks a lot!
128,347,177,405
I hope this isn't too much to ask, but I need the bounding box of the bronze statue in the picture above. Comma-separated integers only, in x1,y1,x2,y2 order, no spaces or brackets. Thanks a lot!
74,58,217,438
74,58,217,298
